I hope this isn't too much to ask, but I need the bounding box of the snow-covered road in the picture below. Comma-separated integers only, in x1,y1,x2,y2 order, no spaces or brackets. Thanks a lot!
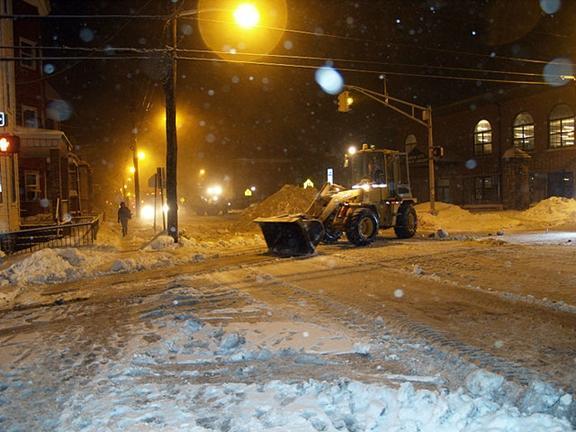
0,225,575,430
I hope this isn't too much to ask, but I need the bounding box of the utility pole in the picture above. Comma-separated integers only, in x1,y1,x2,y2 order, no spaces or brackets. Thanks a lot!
164,6,178,242
131,114,141,218
424,107,436,214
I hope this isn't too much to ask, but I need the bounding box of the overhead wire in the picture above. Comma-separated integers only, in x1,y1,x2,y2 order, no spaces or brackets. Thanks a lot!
14,0,158,85
0,13,566,68
0,45,554,81
0,51,552,85
175,54,549,85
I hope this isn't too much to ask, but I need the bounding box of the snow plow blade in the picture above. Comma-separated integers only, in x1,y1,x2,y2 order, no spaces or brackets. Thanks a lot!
254,215,324,257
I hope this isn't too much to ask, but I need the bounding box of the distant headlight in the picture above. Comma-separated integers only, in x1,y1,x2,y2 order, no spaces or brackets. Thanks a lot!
141,204,155,220
206,185,223,196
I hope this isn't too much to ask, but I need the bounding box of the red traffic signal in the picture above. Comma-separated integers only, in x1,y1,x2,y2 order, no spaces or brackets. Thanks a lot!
0,134,20,154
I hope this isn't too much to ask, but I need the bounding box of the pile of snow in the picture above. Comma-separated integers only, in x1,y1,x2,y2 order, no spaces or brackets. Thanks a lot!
520,197,576,225
145,235,175,251
416,202,518,233
0,248,94,285
235,185,318,230
416,197,576,233
59,379,573,432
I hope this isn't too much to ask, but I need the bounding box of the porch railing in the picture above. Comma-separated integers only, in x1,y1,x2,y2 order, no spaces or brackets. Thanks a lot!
0,215,100,256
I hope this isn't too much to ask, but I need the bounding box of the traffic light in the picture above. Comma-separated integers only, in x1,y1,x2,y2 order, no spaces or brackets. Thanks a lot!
432,146,444,158
0,134,20,154
338,91,353,112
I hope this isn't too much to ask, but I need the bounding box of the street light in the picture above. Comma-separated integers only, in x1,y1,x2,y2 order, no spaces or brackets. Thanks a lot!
164,2,274,242
233,3,260,28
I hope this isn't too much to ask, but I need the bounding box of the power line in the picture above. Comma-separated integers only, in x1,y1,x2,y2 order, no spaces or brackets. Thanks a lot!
189,16,561,67
0,13,564,67
0,52,552,85
14,0,158,85
0,14,169,20
0,45,552,80
175,55,549,86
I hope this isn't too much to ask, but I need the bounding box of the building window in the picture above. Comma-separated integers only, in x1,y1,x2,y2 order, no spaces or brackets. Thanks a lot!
473,119,492,155
24,170,41,202
513,112,535,151
22,106,39,128
549,104,574,148
19,38,37,70
474,176,500,202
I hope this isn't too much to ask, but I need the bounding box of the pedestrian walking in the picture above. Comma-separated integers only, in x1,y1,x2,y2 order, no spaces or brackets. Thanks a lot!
117,202,132,237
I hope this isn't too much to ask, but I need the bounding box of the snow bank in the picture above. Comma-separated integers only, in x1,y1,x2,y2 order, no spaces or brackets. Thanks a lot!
416,202,518,232
520,197,576,224
416,197,576,233
59,379,573,432
145,235,175,250
0,248,95,284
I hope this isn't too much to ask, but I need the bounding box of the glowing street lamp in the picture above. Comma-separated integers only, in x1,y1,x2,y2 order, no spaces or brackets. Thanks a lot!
233,3,260,29
137,151,146,161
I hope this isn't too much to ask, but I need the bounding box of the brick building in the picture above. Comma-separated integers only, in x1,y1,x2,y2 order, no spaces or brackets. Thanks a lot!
0,0,93,229
397,84,576,209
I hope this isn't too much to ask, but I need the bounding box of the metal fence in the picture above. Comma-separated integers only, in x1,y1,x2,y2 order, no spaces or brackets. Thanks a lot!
0,215,100,256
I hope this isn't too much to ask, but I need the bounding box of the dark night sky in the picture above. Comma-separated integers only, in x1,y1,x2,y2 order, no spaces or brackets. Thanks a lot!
41,0,576,198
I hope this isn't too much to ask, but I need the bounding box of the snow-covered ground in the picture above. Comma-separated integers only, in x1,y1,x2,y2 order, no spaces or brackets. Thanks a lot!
0,197,575,430
0,267,573,431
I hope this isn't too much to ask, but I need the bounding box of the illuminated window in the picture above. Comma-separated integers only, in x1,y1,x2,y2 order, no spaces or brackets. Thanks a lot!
473,119,492,155
513,112,535,151
24,170,41,202
549,104,574,148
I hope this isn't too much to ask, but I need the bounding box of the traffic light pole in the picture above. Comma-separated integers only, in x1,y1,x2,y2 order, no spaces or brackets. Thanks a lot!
343,85,437,214
164,11,179,242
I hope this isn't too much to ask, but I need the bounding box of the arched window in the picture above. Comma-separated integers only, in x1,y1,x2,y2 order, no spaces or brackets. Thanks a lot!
549,104,574,148
405,134,417,154
513,112,535,150
473,119,492,155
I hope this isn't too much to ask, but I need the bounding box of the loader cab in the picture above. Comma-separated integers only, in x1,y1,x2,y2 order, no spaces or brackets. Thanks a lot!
344,145,412,198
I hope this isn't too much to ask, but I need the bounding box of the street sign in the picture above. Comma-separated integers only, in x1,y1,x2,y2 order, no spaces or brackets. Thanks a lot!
0,112,5,127
327,168,333,184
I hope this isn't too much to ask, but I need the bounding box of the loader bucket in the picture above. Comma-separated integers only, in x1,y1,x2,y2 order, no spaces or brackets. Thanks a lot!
254,215,324,257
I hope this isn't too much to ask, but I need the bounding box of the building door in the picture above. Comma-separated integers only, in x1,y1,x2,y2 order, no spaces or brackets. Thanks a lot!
437,178,450,203
548,172,574,198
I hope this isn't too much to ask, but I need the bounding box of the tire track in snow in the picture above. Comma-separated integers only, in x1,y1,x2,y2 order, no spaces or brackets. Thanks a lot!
243,256,576,398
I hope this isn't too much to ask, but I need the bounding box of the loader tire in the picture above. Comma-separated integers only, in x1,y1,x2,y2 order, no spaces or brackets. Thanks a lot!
346,208,379,246
394,203,417,239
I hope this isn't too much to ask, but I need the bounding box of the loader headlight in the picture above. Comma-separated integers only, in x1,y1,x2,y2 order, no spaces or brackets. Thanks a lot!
352,183,371,191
